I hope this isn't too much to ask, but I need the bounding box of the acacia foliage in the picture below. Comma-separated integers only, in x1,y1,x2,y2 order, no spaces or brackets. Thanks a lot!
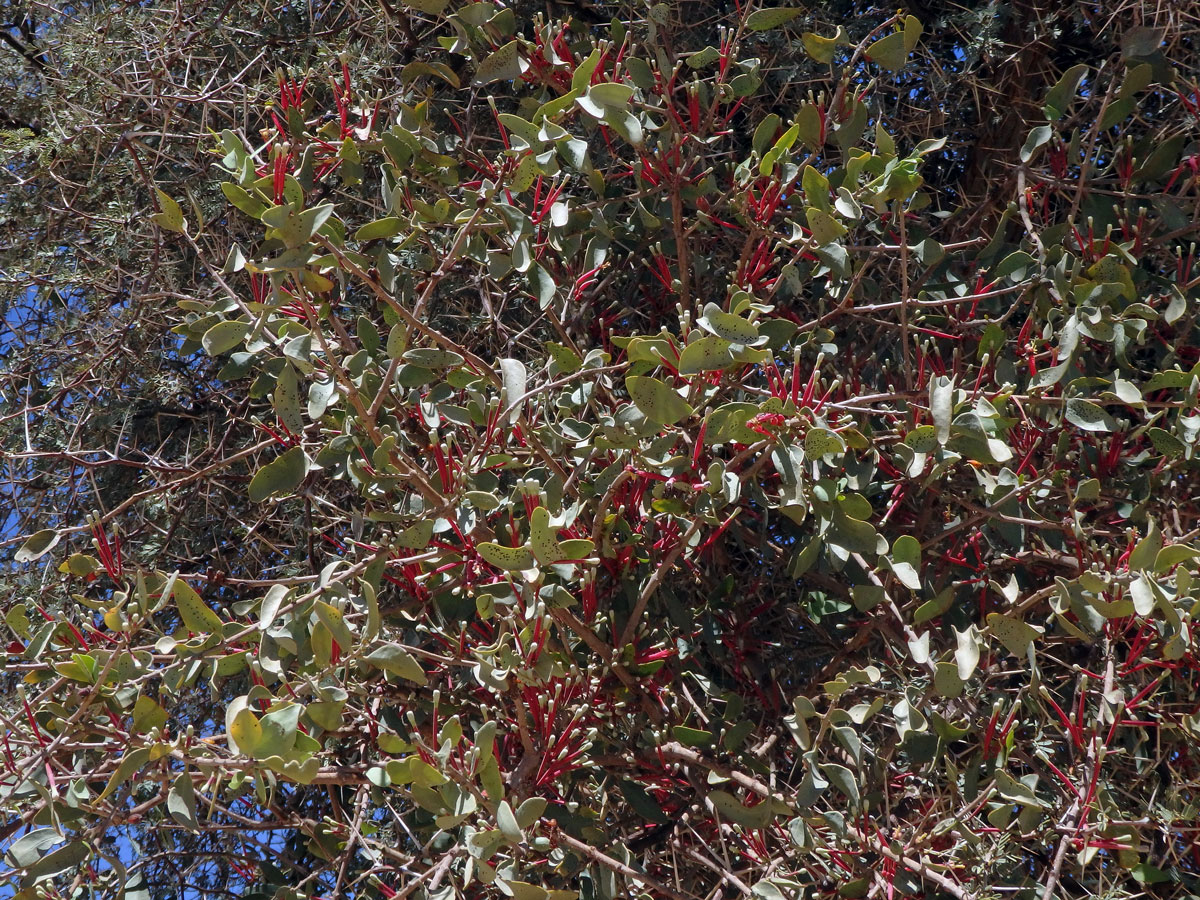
4,1,1200,898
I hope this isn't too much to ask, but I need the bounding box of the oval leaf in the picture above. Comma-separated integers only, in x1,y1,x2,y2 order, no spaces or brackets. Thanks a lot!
248,446,308,503
627,375,694,426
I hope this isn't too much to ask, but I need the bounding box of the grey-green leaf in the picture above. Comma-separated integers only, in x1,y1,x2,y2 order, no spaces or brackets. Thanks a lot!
15,529,60,563
364,642,428,684
248,446,309,503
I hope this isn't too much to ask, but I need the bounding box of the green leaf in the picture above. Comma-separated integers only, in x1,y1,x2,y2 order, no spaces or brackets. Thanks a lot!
805,208,846,245
571,48,603,92
753,114,781,156
821,763,859,810
1043,64,1088,119
256,702,301,757
474,41,525,85
865,32,908,71
132,695,168,733
248,446,309,503
993,769,1045,808
528,506,560,566
627,375,694,426
499,357,527,424
168,772,199,831
515,796,548,829
315,601,354,652
557,538,595,560
497,113,543,147
746,7,803,31
1128,520,1162,571
5,829,64,868
364,642,428,684
929,375,955,444
477,542,536,571
678,335,735,374
261,203,334,249
507,883,549,900
173,578,224,634
1020,125,1053,163
903,425,939,453
1130,862,1172,884
672,725,713,746
934,661,965,698
99,747,152,799
1064,398,1115,432
24,840,89,883
1154,543,1200,573
221,182,267,219
801,27,847,64
698,303,759,343
273,364,304,436
1147,426,1185,457
496,799,524,843
889,535,921,590
802,165,831,212
795,103,824,149
619,779,670,823
355,217,404,241
986,613,1042,659
829,507,880,555
201,320,248,356
1121,25,1164,58
803,427,845,460
708,790,775,827
852,584,885,611
686,46,721,69
259,583,291,631
152,188,186,233
577,82,636,118
902,15,923,52
508,154,539,193
395,519,435,550
228,706,263,756
403,348,465,368
15,529,60,563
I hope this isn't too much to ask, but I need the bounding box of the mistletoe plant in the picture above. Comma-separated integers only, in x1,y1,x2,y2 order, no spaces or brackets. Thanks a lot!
5,4,1200,900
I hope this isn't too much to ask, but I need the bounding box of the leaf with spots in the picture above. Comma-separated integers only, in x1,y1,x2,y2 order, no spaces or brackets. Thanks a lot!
395,519,435,550
474,41,526,86
904,425,939,453
627,375,694,426
806,208,847,245
202,320,248,356
248,446,309,503
804,426,845,460
986,613,1042,659
477,542,536,571
678,335,735,374
698,304,759,343
173,578,223,634
273,364,305,436
1065,398,1115,432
